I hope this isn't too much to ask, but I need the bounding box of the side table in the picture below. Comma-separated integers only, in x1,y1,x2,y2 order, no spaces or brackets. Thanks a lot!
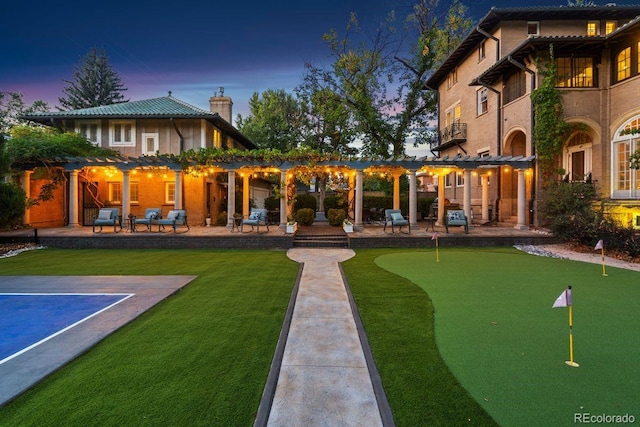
127,214,137,232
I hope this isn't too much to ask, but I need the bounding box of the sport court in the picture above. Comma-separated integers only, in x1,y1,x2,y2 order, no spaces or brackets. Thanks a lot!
0,275,196,406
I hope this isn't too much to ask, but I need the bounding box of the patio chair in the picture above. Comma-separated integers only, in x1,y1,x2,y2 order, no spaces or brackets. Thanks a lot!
134,208,161,232
241,208,269,233
383,209,410,234
92,208,121,233
156,209,190,232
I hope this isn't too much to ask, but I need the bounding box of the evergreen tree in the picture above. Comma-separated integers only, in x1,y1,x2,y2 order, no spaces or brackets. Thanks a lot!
58,47,128,110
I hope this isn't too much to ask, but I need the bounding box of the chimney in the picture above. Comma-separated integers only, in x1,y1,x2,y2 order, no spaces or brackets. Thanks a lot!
209,87,233,123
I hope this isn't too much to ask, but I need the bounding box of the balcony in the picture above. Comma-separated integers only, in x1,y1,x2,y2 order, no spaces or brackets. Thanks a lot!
432,123,467,152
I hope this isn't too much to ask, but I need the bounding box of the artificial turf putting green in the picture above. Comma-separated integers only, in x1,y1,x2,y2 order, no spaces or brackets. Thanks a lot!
374,247,640,427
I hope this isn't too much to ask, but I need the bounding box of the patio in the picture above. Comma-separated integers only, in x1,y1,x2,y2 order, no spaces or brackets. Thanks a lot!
0,221,557,250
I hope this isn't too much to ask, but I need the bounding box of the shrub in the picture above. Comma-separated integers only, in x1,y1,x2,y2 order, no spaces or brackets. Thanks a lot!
324,195,348,216
327,208,346,226
216,212,227,226
264,196,279,211
295,208,315,226
0,183,26,229
294,194,316,213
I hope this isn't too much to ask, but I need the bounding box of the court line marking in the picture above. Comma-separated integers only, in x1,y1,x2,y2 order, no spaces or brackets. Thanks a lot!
0,293,134,365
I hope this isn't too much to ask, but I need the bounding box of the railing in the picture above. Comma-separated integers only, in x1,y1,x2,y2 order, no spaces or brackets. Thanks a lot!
439,122,467,146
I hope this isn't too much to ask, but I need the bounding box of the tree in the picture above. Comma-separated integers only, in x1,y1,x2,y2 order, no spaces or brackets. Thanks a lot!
236,89,303,151
0,91,49,135
58,47,128,110
5,125,117,203
301,0,472,158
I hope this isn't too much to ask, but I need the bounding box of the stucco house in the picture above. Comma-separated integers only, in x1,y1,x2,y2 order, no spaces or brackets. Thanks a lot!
425,4,640,228
20,91,274,228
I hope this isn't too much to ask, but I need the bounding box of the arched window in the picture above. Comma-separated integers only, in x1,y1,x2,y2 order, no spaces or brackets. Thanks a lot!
617,47,631,82
564,132,592,182
611,117,640,199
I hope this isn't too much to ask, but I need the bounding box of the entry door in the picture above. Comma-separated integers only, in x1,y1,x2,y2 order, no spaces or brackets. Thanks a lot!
142,133,159,155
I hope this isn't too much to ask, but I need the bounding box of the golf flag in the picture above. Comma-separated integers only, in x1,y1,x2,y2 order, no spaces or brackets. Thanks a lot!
553,286,579,367
594,239,603,250
552,287,572,308
432,232,440,262
594,239,607,276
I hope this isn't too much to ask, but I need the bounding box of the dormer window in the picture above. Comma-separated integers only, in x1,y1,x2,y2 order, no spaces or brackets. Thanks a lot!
527,21,539,36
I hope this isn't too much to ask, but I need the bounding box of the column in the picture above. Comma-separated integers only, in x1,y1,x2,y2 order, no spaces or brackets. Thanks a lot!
481,174,489,222
463,169,472,225
227,170,236,228
436,173,445,226
348,173,355,221
515,169,527,230
393,173,400,210
174,170,183,210
122,170,130,220
242,173,250,217
68,170,80,227
280,170,287,226
408,170,417,226
21,171,32,225
355,170,363,230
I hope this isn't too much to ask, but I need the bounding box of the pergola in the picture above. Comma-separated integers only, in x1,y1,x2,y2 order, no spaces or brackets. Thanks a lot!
33,153,535,230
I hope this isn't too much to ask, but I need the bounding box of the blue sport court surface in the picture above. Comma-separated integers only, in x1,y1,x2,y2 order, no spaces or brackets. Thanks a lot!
0,293,133,364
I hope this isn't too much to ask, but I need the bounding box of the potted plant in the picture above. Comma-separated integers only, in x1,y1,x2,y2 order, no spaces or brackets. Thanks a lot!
343,219,354,233
286,220,297,234
286,216,297,234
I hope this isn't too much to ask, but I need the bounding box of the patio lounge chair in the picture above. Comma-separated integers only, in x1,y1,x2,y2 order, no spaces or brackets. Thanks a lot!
383,209,410,234
92,208,121,233
156,209,189,232
241,208,269,233
134,208,162,232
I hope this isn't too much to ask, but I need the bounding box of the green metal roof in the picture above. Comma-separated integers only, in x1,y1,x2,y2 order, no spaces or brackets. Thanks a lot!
23,95,215,119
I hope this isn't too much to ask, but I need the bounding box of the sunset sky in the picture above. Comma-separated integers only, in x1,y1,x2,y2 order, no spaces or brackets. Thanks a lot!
2,0,636,132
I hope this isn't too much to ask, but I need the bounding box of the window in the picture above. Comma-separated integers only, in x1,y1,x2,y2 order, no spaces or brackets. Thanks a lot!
213,128,222,148
527,22,539,36
444,173,453,188
617,47,631,82
445,103,461,127
605,21,616,34
108,182,122,204
555,57,595,88
142,133,159,155
447,67,458,88
456,172,464,187
109,120,135,147
77,121,101,146
587,21,599,36
130,182,139,204
611,117,640,199
504,71,526,103
477,88,488,115
165,182,176,204
564,132,592,182
478,40,486,61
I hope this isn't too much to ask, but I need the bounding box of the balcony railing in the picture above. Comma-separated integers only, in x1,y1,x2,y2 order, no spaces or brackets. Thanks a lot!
439,122,467,146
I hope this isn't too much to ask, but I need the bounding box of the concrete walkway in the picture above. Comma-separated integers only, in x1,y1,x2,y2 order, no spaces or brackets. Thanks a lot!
260,248,393,426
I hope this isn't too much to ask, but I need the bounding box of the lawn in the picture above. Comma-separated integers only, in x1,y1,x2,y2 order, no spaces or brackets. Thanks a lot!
0,249,298,426
345,247,640,427
2,247,637,426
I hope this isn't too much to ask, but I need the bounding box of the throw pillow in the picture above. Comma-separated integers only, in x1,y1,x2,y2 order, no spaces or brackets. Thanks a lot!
249,212,260,220
146,211,157,219
98,210,112,220
391,212,404,221
167,211,179,220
